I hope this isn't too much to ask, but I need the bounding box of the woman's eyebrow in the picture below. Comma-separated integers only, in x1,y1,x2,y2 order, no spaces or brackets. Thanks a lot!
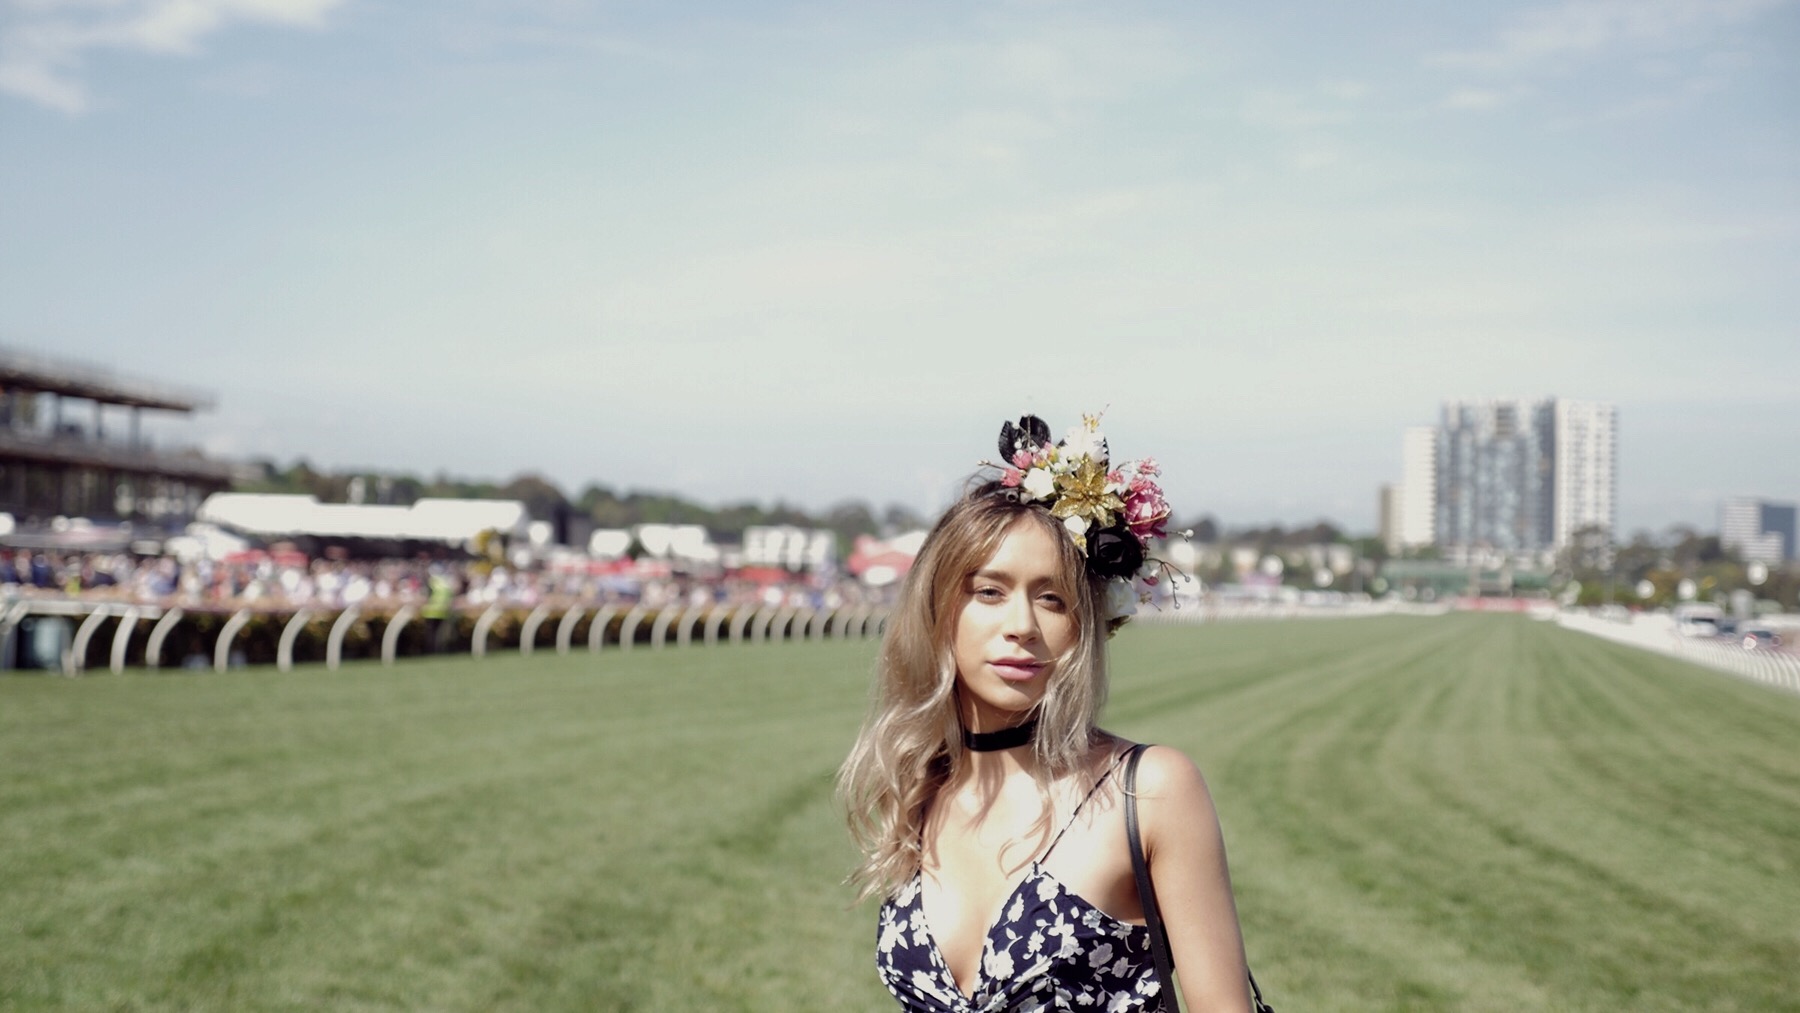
972,568,1061,587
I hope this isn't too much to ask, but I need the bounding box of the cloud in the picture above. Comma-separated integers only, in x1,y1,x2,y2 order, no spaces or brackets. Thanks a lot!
1431,0,1793,71
0,0,344,113
1238,79,1372,132
1437,85,1531,111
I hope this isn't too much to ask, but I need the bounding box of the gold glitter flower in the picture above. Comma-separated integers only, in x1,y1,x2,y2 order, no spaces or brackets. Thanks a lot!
1049,456,1124,531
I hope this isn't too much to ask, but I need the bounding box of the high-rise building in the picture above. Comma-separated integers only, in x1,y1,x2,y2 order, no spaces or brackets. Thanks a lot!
1378,484,1402,555
1436,399,1555,557
1552,400,1618,550
1429,397,1615,560
1399,426,1437,550
1388,397,1617,562
1720,497,1797,563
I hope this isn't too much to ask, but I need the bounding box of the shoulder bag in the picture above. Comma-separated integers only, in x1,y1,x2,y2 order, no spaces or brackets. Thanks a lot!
1124,743,1273,1013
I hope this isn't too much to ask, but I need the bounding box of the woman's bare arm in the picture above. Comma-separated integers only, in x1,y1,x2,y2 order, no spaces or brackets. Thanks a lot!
1136,745,1254,1012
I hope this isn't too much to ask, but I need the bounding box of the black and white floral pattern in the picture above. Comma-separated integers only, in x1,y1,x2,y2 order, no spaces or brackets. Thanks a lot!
876,865,1161,1012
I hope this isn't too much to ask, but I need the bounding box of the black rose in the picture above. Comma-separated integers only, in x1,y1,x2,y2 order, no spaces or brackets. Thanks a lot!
1087,524,1145,581
997,414,1053,462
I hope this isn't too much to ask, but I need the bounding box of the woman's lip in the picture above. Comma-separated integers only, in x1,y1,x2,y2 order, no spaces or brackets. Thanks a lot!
990,660,1044,681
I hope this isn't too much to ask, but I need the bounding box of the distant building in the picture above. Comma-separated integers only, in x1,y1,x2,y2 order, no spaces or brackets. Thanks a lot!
1551,399,1617,551
0,346,232,532
1399,426,1437,550
742,525,835,572
1378,483,1401,555
1720,497,1796,563
1436,399,1555,559
1429,397,1615,562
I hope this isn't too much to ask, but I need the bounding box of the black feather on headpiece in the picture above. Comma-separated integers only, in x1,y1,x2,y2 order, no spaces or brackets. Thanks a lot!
997,414,1052,462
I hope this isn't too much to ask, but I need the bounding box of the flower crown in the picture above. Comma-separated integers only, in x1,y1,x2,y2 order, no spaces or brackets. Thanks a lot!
985,412,1178,628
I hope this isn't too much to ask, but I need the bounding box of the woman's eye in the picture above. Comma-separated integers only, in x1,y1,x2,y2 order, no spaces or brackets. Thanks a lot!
974,586,1004,601
1038,594,1066,609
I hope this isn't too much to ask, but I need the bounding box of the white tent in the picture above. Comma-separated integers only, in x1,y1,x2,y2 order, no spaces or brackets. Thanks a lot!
196,493,531,546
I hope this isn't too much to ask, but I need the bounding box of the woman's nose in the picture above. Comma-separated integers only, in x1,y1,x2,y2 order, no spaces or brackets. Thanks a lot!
1002,592,1037,640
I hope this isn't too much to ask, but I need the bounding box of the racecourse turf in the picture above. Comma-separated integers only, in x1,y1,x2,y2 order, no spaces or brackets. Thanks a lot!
2,614,1797,1012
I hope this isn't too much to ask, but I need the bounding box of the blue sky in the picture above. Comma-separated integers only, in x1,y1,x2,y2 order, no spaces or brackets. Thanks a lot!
2,0,1795,534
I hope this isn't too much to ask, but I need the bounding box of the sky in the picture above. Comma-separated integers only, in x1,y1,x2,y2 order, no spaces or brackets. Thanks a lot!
1,0,1796,536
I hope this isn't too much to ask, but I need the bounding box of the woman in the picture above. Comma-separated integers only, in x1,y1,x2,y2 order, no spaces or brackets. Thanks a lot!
840,414,1257,1012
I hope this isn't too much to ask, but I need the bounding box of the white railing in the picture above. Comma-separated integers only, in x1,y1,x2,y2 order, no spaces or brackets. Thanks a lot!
0,597,890,675
1557,610,1800,696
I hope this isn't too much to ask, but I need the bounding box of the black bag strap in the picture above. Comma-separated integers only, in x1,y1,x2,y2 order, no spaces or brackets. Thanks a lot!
1124,743,1274,1013
1124,744,1181,1010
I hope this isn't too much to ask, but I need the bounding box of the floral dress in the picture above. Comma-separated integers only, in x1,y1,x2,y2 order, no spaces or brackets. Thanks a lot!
875,756,1163,1012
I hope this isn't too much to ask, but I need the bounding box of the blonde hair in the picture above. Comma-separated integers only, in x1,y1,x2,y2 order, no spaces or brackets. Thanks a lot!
837,480,1112,901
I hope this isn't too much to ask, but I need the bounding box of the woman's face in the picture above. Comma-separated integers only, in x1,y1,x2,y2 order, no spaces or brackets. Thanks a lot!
951,517,1079,731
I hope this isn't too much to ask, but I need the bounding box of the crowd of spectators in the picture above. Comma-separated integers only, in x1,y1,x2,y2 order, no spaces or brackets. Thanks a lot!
0,549,890,615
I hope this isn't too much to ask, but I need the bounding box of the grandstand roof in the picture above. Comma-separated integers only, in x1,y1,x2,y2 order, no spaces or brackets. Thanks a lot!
0,345,215,412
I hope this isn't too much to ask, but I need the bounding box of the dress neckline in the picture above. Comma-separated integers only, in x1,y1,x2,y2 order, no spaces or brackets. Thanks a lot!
903,863,1150,1005
910,747,1138,1003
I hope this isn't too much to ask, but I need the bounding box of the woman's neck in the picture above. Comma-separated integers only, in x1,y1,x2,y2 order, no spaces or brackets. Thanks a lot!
961,739,1037,778
957,709,1042,782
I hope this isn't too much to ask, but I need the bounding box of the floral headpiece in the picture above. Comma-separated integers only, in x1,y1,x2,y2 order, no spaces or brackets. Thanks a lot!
986,412,1180,628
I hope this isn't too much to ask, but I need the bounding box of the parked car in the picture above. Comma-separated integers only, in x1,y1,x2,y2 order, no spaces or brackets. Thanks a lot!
1742,628,1782,651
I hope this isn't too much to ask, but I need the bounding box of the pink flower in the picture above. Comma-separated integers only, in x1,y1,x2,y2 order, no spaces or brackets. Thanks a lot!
1124,480,1170,540
1012,449,1034,469
1001,467,1023,487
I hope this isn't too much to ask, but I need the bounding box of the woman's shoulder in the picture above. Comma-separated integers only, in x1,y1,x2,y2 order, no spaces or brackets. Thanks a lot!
1105,737,1216,809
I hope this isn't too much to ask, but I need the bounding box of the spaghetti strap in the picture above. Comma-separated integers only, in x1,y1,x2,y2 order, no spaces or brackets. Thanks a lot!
1038,747,1133,863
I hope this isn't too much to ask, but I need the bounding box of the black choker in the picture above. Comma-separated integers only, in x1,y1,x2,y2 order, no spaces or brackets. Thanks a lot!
963,718,1038,752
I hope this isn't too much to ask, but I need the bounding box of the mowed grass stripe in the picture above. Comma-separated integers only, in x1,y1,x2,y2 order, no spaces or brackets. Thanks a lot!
1103,617,1800,1011
2,644,887,1011
1147,619,1545,1008
3,616,1798,1011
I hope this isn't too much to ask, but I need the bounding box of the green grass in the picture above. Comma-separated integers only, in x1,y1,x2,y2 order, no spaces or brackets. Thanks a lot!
2,615,1797,1011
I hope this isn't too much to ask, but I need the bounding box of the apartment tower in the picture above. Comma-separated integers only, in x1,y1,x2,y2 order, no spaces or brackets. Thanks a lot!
1721,497,1798,563
1431,397,1615,561
1551,400,1618,550
1398,426,1437,551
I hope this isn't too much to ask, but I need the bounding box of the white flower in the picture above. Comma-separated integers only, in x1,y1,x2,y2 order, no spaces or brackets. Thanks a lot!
878,916,904,954
1103,579,1138,621
983,947,1016,980
1063,513,1090,544
1088,941,1114,968
1064,420,1108,464
1022,467,1056,500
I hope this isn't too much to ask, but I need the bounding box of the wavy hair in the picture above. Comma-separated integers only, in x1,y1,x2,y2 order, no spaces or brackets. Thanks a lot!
837,480,1112,901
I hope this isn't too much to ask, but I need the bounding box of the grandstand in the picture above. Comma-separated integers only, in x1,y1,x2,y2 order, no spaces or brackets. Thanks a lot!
0,345,232,535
